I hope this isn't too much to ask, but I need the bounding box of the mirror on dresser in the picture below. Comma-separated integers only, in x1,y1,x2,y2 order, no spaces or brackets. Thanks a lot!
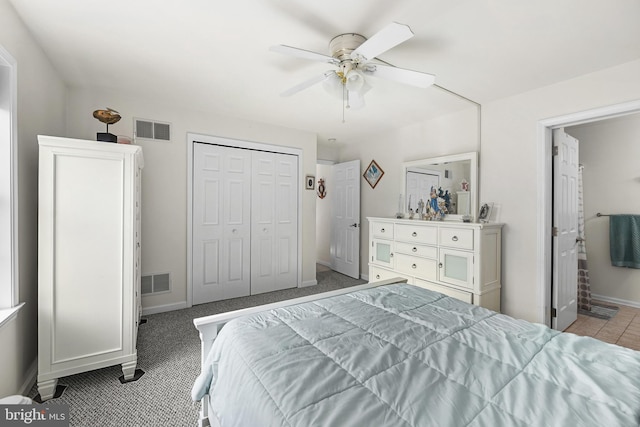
400,151,478,222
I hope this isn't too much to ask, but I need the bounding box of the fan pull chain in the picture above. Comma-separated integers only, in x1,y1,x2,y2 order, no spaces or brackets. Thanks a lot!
342,84,346,123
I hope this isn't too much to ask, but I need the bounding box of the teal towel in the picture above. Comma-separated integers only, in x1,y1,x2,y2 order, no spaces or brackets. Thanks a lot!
610,214,640,269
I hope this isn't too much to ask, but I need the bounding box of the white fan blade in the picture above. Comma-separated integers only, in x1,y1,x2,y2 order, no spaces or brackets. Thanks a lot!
365,63,435,88
270,45,337,64
280,71,333,97
351,22,414,62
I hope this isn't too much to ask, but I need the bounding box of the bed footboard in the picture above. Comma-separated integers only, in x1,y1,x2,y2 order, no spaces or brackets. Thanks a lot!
192,277,407,426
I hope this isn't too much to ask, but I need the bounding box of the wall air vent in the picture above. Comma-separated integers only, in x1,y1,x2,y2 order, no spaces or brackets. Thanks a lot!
134,118,171,141
141,273,171,295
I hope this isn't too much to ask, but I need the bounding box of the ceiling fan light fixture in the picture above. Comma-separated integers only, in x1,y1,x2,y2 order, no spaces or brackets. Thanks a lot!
322,71,344,99
272,21,435,112
345,69,365,92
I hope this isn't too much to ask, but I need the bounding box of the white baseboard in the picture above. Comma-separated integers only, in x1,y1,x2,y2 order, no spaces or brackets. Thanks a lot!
300,279,317,288
20,358,37,396
591,293,640,309
142,301,189,316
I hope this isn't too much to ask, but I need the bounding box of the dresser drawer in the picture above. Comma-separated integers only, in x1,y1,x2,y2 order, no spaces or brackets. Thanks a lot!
369,266,412,283
395,224,437,244
395,253,437,281
395,241,437,259
414,279,473,304
371,221,394,239
439,227,473,250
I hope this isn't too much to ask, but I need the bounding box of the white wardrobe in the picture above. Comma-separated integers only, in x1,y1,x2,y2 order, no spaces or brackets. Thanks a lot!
192,142,299,304
37,136,143,401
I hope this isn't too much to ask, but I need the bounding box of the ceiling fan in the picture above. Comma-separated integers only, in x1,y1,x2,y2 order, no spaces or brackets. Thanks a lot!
270,22,435,109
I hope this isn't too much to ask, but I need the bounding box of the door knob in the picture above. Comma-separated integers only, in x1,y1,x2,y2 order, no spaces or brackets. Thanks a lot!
350,223,359,228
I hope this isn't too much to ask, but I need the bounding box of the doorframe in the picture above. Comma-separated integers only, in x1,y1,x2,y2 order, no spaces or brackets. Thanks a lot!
186,132,303,308
536,99,640,327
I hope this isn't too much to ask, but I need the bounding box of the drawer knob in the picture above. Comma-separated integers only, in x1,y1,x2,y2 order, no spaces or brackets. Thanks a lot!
390,253,394,257
381,228,385,233
411,263,417,269
452,236,459,241
439,262,443,268
376,274,380,279
412,247,417,252
412,232,417,237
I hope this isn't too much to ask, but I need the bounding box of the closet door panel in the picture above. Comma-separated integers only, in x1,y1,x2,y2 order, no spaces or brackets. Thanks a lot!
251,152,276,294
274,153,298,287
251,151,298,294
203,240,220,285
193,143,250,303
193,142,299,302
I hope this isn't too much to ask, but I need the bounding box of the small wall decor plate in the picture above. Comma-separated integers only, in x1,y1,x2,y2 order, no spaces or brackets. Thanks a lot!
305,175,315,190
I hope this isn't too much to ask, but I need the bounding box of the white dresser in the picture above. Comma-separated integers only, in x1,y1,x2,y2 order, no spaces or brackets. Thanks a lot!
37,136,143,400
367,217,502,311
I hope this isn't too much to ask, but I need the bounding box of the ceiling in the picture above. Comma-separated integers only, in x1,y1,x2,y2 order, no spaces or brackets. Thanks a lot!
9,0,640,144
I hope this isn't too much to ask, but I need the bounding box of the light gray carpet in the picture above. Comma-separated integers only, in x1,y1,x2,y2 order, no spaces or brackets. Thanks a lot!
28,269,365,427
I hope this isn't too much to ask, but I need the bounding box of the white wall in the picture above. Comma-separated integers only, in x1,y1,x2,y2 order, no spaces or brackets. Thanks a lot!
481,59,640,322
315,163,332,266
64,87,317,312
0,0,67,396
566,114,640,304
339,106,479,278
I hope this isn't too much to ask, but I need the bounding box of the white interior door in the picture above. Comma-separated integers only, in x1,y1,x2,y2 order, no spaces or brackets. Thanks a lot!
193,143,251,304
330,160,361,279
251,151,298,294
552,128,579,330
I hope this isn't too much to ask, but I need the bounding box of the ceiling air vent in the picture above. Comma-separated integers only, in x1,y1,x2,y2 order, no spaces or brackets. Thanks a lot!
134,118,171,141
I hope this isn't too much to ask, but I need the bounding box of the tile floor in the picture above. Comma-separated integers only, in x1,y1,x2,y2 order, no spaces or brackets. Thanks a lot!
564,301,640,351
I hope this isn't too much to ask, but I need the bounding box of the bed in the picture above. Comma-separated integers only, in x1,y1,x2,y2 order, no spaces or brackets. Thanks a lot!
191,278,640,426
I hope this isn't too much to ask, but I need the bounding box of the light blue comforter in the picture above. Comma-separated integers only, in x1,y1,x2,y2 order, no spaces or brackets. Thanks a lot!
192,284,640,426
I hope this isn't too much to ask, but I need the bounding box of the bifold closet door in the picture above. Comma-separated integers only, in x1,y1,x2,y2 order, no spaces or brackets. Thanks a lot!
251,151,298,294
193,143,251,304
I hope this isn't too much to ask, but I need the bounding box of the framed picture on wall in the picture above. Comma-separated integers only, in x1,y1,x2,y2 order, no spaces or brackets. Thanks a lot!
363,160,384,189
305,175,315,190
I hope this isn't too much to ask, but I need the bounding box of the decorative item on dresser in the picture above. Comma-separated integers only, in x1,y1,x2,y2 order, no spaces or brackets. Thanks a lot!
37,136,144,401
367,217,502,311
